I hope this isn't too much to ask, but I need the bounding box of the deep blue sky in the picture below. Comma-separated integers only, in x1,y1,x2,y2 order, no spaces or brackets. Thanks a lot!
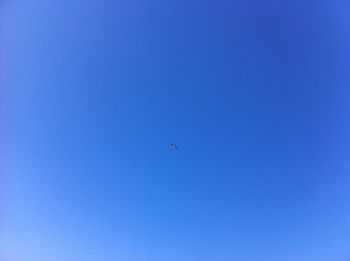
1,1,350,260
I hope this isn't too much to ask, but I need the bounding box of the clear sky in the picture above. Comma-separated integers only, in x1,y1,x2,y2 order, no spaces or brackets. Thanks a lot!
1,1,350,260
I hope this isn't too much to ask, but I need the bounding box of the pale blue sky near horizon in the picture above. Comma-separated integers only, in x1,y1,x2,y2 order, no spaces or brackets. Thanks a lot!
1,1,350,260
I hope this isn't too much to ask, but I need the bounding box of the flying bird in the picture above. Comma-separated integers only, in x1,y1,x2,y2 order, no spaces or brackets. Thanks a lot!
170,144,178,149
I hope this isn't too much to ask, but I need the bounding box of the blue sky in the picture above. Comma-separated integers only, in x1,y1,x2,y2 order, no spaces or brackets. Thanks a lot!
1,1,350,260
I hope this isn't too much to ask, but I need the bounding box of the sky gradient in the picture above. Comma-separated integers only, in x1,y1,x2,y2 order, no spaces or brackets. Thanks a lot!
1,1,350,260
